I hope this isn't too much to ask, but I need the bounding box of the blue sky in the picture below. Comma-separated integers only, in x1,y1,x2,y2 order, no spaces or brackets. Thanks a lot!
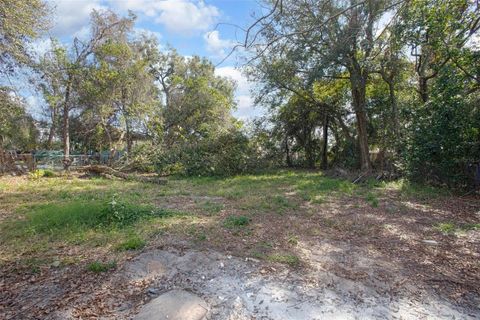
27,0,267,120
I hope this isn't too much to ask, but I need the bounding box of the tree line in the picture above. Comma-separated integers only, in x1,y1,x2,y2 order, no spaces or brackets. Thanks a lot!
0,0,479,188
244,0,480,188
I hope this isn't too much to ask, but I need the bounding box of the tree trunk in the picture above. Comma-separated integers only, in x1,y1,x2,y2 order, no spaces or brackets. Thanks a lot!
46,106,56,149
418,76,429,103
62,81,72,170
126,120,132,154
305,142,315,169
321,112,329,170
349,72,372,171
285,136,292,167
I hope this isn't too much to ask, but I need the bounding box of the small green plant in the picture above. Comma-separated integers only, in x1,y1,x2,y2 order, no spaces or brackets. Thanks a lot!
42,169,56,177
100,194,166,226
87,260,116,273
116,235,146,251
287,234,299,246
436,222,456,234
267,253,300,266
435,222,480,234
28,169,55,180
366,192,379,207
223,215,250,228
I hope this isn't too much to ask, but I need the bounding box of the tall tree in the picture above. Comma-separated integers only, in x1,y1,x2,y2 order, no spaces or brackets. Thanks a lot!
0,87,38,150
245,0,402,170
149,49,237,147
0,0,50,73
38,10,135,169
395,0,480,102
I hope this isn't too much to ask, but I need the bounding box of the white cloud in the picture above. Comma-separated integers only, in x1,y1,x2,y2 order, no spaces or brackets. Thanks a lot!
215,66,250,95
237,95,253,110
203,30,233,57
109,0,220,35
49,0,106,37
215,66,261,119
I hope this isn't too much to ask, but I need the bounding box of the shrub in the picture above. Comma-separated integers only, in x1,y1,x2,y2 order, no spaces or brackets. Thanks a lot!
405,67,480,189
155,130,256,177
122,142,157,173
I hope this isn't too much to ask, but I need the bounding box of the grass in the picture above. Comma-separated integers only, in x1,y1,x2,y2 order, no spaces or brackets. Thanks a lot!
116,235,146,251
199,200,224,215
436,222,480,234
223,215,250,228
381,179,448,199
267,253,300,266
87,260,117,273
0,169,460,272
366,192,379,207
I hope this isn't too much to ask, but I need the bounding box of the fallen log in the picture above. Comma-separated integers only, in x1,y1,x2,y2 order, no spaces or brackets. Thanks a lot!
82,165,167,184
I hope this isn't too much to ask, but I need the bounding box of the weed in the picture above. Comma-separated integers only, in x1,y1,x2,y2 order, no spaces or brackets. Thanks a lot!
87,261,116,273
366,192,379,207
224,215,250,228
28,169,56,180
116,235,146,251
287,234,299,246
267,253,300,266
100,195,179,226
436,222,456,234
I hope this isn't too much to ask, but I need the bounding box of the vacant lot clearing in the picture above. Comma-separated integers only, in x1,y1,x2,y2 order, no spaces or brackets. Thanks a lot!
1,170,479,319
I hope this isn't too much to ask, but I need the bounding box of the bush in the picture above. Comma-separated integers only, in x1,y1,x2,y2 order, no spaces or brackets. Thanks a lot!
155,130,256,176
122,142,156,173
406,67,480,189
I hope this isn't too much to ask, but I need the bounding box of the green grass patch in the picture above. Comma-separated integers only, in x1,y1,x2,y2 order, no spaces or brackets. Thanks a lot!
87,260,116,273
436,222,480,234
365,192,379,207
267,253,300,266
0,197,184,250
436,222,456,234
116,235,146,251
223,215,250,228
382,179,449,199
